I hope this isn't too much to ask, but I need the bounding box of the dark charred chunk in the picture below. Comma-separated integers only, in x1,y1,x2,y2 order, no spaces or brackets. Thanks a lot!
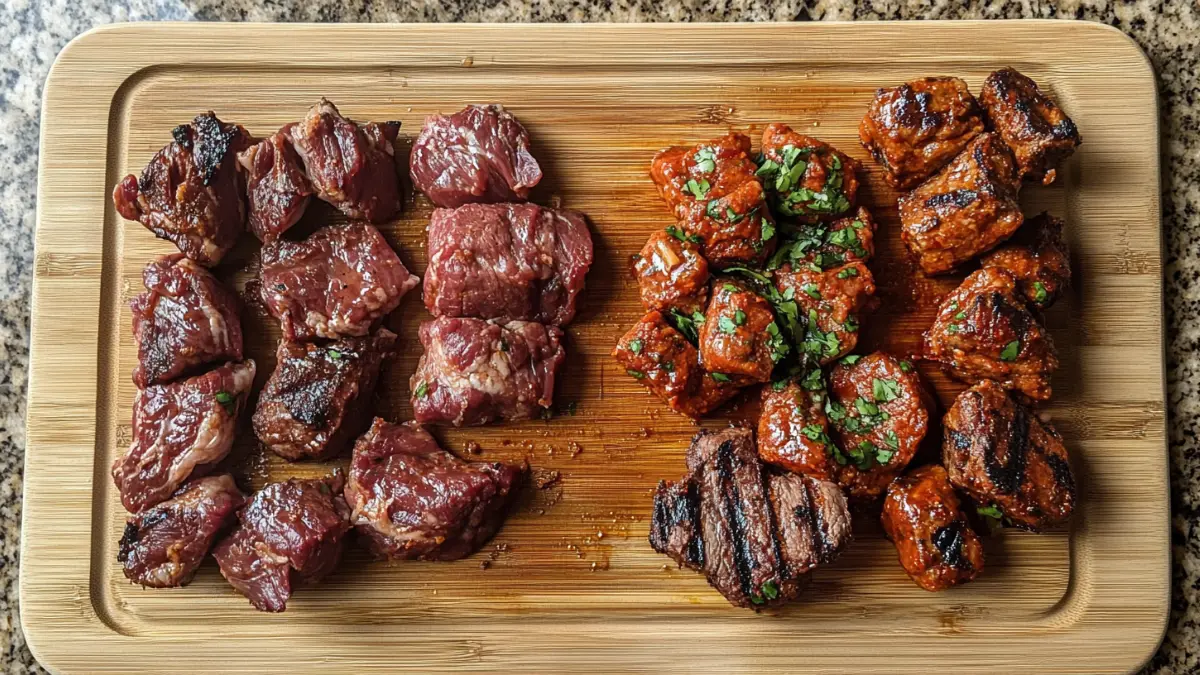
192,112,241,185
926,189,979,210
932,521,972,570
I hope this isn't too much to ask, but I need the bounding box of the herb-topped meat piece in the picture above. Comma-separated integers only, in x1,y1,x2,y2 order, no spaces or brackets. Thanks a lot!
980,212,1071,310
757,123,861,221
774,261,876,365
757,372,837,481
980,68,1081,185
237,126,314,242
634,228,711,315
881,464,985,591
698,279,785,385
769,206,877,272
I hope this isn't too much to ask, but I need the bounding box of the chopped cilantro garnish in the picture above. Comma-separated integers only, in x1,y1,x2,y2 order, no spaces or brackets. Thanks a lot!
694,147,717,173
684,178,710,199
760,218,776,242
1000,340,1021,361
327,349,342,360
977,504,1004,520
761,580,780,600
723,283,739,293
899,360,913,373
734,310,747,326
836,267,858,279
414,381,429,398
706,199,722,219
710,372,732,383
718,316,738,334
840,354,861,366
800,283,821,300
665,225,703,245
626,369,646,380
628,338,643,355
1032,281,1049,304
214,391,235,413
667,309,704,344
800,367,824,391
872,377,901,403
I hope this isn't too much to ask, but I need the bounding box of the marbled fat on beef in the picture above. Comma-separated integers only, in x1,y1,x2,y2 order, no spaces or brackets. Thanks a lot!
237,126,315,242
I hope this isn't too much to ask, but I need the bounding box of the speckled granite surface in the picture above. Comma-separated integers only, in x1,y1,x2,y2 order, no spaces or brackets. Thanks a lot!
1,1,1196,672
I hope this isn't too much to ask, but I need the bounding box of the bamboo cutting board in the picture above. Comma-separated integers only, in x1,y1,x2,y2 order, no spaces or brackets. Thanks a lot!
22,21,1166,674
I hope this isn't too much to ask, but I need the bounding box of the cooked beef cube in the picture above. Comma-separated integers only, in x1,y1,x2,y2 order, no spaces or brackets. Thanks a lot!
698,279,782,385
635,228,710,315
260,223,419,341
858,77,986,190
424,203,593,326
130,254,243,388
113,360,255,513
650,133,774,268
112,112,250,266
345,418,525,560
775,261,876,365
409,104,543,208
924,267,1059,400
881,464,985,591
758,123,861,221
898,132,1024,275
980,68,1081,185
943,380,1076,531
118,474,244,588
826,352,933,500
411,317,566,426
252,330,396,461
237,127,314,242
758,376,836,481
980,212,1071,310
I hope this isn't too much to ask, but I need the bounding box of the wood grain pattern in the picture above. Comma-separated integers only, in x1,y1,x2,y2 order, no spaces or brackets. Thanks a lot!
22,21,1166,674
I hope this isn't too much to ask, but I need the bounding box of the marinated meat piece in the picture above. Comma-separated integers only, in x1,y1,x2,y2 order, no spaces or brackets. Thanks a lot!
757,375,837,481
113,112,250,266
898,132,1024,275
698,279,782,385
980,212,1071,310
943,380,1076,531
650,133,774,268
827,352,933,500
253,330,397,461
130,254,243,388
213,472,351,612
858,77,986,189
758,123,861,220
118,474,244,588
770,207,877,272
635,228,710,314
775,261,876,365
411,317,566,426
237,127,314,242
424,203,593,326
345,418,525,560
260,223,419,341
288,99,401,222
881,464,985,591
113,360,255,513
410,104,543,208
980,68,1081,185
924,267,1059,401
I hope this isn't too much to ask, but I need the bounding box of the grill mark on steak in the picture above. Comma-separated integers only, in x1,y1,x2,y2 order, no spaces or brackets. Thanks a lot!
925,189,978,209
761,466,789,581
983,393,1031,494
803,480,833,565
715,440,756,600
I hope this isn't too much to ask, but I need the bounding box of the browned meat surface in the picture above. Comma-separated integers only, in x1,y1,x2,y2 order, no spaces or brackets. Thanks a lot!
757,374,836,481
924,267,1059,401
769,207,877,272
112,112,250,266
237,127,314,242
288,99,401,223
253,330,397,461
827,353,933,500
634,228,710,315
260,223,419,341
898,133,1024,275
345,418,525,560
980,212,1071,310
698,279,783,385
881,464,985,591
409,104,543,208
118,474,244,588
130,254,243,388
112,360,255,513
411,317,565,426
858,77,986,190
424,202,593,326
980,67,1081,185
758,123,860,221
943,380,1076,531
775,261,876,365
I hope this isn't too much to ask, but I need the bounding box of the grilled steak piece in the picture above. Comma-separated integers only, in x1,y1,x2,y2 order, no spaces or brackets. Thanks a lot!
881,464,985,591
213,472,351,612
942,380,1076,531
253,329,397,461
775,261,877,365
424,202,594,326
260,223,419,341
769,206,877,272
345,418,525,560
130,254,243,388
112,112,250,266
118,474,244,588
237,127,314,242
409,104,543,208
698,279,781,385
758,375,837,481
411,317,566,426
980,212,1071,310
980,68,1081,185
113,360,255,513
758,123,861,221
650,428,852,610
635,228,711,315
288,99,402,223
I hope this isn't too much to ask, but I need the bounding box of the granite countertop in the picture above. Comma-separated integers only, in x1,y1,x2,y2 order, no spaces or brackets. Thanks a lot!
1,1,1196,672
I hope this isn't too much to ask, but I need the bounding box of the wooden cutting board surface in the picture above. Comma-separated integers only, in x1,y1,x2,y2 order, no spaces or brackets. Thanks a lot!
22,21,1166,674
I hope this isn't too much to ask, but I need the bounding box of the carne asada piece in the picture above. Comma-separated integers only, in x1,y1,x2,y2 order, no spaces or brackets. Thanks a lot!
237,127,314,242
345,418,525,560
898,132,1024,275
980,68,1081,185
943,380,1076,531
758,374,837,481
980,212,1071,310
113,112,250,266
213,472,351,612
253,329,397,461
698,279,783,385
769,207,877,272
881,464,985,591
858,77,986,190
924,267,1059,401
757,123,861,221
410,104,543,208
260,223,419,341
635,228,711,315
130,254,243,388
113,360,254,513
424,202,593,326
118,474,244,588
775,261,876,365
